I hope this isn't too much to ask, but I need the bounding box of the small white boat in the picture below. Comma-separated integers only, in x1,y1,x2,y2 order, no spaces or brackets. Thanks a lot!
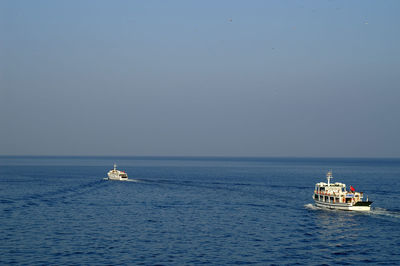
313,170,372,211
107,164,128,181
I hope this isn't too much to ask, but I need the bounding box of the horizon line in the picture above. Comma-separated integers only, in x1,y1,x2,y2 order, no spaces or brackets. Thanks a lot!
1,155,400,160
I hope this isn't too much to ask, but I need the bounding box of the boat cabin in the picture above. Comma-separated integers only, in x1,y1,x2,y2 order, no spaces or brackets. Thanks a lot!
313,171,364,205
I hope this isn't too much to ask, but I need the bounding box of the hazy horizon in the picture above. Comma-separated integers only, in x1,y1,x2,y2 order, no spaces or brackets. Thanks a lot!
1,1,400,158
1,155,400,160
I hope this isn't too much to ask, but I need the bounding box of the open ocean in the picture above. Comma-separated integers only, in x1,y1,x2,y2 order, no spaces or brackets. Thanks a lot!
1,156,400,265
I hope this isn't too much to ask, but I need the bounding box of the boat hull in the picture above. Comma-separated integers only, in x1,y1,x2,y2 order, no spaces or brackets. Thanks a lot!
107,177,129,181
314,200,372,211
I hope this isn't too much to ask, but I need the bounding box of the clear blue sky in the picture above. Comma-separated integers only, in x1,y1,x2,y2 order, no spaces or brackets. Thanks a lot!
1,0,400,157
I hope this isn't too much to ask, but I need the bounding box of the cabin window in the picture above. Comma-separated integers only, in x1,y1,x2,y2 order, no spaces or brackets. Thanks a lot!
330,197,334,202
346,198,352,203
314,194,318,200
335,197,339,203
325,196,328,202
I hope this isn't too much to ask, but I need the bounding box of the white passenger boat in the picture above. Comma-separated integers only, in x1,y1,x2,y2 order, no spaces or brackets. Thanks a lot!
313,171,372,211
107,164,128,181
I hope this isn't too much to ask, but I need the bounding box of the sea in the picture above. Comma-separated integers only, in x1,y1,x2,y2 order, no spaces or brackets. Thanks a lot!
1,156,400,265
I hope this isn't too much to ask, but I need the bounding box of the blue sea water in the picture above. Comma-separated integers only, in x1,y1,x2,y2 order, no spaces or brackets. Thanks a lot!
1,156,400,265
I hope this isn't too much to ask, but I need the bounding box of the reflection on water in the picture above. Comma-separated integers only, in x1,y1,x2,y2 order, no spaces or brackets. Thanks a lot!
304,203,400,263
315,209,362,245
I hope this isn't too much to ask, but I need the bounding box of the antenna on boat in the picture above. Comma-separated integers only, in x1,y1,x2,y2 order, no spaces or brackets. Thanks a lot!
114,163,117,170
327,170,333,186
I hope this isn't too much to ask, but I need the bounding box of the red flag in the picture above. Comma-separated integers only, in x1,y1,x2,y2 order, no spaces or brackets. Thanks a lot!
350,185,355,192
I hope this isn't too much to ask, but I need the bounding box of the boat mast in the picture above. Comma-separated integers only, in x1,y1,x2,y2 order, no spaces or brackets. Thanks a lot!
114,163,117,171
327,170,333,186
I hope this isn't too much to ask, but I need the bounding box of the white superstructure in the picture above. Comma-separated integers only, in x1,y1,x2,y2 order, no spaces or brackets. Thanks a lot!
107,164,128,181
313,171,372,211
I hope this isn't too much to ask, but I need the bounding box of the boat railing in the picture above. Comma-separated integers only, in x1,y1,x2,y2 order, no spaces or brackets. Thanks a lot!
315,190,342,196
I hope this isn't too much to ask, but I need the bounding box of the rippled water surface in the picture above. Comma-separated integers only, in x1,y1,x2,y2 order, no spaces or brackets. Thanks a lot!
1,156,400,264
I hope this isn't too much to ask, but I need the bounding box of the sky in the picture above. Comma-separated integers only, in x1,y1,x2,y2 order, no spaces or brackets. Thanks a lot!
1,0,400,157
